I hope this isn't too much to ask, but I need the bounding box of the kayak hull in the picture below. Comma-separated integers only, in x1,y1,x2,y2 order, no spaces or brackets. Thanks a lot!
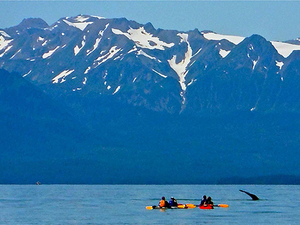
199,205,214,209
146,204,195,210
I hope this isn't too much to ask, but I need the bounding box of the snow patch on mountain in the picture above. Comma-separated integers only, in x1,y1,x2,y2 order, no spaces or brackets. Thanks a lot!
113,86,120,95
187,78,196,87
74,15,91,22
276,60,284,70
137,49,158,61
43,46,59,59
63,19,93,31
271,41,300,58
74,36,86,56
83,77,87,85
252,58,258,70
37,36,44,42
128,46,138,54
0,31,10,38
87,24,109,56
152,69,167,78
112,27,174,50
202,32,244,45
0,30,12,52
192,48,202,58
99,23,109,36
0,36,13,52
23,69,32,77
10,49,21,59
52,69,74,83
247,53,259,70
219,49,230,58
87,37,101,56
168,33,192,92
84,66,91,74
93,46,121,68
42,40,48,46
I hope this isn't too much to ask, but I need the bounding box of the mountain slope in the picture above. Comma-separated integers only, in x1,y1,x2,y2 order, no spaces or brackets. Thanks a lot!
1,15,300,115
0,69,100,183
1,15,300,184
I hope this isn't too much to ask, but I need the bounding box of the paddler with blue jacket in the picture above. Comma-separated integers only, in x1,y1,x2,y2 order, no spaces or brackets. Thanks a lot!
169,197,178,206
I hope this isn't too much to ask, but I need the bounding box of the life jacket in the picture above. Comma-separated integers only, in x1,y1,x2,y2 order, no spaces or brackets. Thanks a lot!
159,200,166,207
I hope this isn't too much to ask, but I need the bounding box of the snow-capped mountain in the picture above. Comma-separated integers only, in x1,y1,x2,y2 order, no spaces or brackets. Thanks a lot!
1,15,300,184
1,15,300,115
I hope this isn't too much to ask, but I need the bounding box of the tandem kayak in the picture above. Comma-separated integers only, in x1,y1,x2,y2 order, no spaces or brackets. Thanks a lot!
199,204,229,209
146,204,196,210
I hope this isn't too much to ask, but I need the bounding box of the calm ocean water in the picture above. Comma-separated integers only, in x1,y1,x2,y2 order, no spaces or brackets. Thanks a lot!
0,184,299,224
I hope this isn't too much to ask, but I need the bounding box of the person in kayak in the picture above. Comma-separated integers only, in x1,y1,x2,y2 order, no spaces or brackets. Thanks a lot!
200,195,207,206
206,196,214,207
199,196,214,209
159,196,170,208
169,197,178,207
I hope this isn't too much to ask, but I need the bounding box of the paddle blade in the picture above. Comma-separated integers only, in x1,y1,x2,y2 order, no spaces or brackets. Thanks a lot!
146,206,153,210
217,204,229,208
186,203,196,208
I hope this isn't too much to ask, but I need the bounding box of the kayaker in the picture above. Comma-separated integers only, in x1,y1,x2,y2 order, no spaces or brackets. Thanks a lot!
200,195,207,206
169,197,178,206
159,196,170,208
206,196,214,207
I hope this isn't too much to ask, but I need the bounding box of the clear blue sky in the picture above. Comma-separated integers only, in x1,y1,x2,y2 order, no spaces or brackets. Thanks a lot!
1,0,300,42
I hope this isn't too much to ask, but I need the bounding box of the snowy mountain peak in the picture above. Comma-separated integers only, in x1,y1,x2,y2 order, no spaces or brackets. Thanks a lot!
62,18,94,31
1,15,300,113
202,31,245,45
2,16,300,186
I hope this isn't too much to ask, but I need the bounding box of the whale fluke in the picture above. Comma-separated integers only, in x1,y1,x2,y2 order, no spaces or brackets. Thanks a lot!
239,189,259,200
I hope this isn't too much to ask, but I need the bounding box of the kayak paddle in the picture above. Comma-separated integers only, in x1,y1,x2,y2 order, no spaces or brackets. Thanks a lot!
215,204,229,208
146,206,157,210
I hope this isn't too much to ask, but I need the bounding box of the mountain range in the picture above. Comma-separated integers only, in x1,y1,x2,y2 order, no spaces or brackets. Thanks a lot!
1,15,300,184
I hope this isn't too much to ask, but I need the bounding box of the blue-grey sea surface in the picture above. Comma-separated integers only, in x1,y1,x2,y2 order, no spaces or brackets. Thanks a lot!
0,185,299,224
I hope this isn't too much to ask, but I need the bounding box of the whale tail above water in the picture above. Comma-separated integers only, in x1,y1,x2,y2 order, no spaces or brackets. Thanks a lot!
239,189,259,200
